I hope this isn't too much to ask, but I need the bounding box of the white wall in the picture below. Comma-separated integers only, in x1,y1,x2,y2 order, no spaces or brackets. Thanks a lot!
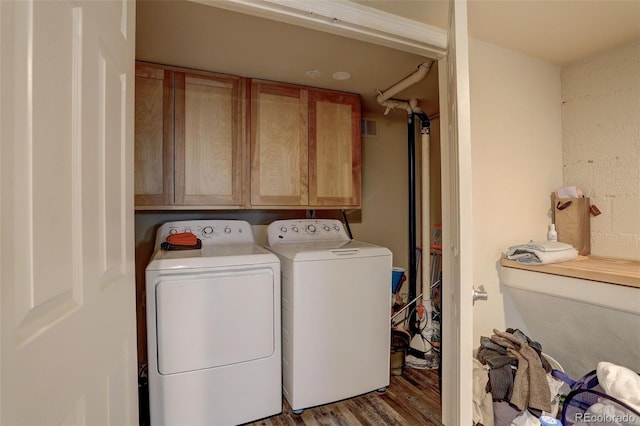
468,39,564,342
504,269,640,378
351,114,409,272
562,39,640,260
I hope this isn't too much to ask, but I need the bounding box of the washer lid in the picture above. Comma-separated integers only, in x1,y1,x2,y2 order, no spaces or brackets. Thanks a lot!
267,239,391,261
146,243,278,271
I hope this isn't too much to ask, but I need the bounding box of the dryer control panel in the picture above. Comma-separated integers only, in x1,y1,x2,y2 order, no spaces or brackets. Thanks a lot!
154,220,256,247
267,219,349,244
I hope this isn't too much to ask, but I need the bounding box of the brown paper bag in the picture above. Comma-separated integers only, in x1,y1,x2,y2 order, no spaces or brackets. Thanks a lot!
553,197,591,255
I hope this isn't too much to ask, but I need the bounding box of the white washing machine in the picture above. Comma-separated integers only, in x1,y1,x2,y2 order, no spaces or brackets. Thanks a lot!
266,219,392,414
145,220,281,426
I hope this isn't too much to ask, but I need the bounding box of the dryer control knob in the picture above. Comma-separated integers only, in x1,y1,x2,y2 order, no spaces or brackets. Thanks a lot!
280,226,288,233
224,227,231,234
307,225,316,233
203,226,214,235
292,226,299,232
323,225,331,232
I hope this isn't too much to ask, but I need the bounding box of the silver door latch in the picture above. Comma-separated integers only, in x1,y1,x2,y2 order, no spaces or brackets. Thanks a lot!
472,285,488,305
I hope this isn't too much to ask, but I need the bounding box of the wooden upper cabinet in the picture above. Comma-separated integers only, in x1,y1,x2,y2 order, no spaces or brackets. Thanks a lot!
250,81,362,209
175,72,244,206
134,63,360,210
309,89,361,207
134,63,174,206
134,62,245,208
250,81,309,207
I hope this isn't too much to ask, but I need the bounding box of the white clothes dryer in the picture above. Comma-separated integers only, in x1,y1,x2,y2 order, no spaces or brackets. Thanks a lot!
266,219,392,414
146,220,281,426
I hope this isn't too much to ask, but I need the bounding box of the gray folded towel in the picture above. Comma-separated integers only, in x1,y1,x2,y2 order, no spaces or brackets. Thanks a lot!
505,241,578,265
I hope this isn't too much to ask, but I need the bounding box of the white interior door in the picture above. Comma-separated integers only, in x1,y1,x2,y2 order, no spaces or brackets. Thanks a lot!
439,1,474,425
1,1,138,424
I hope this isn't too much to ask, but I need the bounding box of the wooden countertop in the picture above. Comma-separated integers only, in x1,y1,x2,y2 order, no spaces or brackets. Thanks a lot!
501,255,640,289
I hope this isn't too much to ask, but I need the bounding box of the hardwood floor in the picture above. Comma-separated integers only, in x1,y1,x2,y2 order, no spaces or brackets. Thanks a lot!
244,367,442,426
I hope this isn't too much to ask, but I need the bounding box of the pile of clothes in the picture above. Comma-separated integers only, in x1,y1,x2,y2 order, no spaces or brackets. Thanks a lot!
593,362,640,415
473,328,563,426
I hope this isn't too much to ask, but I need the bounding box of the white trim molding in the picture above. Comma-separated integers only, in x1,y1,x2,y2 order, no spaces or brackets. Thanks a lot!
190,0,447,58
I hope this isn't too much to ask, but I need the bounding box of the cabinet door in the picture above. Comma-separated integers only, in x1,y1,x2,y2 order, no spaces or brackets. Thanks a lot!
309,90,361,207
174,72,244,206
134,63,174,206
250,82,309,207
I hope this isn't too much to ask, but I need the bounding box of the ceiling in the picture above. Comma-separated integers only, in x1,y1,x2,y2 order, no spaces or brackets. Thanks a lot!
136,0,640,117
356,0,640,66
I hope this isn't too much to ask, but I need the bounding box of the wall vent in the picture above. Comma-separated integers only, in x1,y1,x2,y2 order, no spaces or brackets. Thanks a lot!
361,119,378,138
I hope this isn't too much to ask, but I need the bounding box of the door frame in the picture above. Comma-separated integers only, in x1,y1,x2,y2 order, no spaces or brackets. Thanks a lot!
190,1,472,423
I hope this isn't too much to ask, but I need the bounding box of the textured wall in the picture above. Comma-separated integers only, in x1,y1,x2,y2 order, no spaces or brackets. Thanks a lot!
561,40,640,260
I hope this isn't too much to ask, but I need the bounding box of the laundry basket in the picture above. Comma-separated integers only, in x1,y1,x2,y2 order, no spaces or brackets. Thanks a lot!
544,353,566,419
553,367,640,425
562,389,640,425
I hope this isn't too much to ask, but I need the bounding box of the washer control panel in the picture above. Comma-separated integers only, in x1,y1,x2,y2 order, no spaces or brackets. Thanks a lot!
267,219,349,244
154,220,255,247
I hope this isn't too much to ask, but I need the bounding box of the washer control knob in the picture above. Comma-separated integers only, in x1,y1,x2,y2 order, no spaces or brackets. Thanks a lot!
224,227,231,234
280,226,288,233
292,226,299,233
333,225,341,232
203,226,214,235
323,225,331,232
307,224,316,233
169,228,178,235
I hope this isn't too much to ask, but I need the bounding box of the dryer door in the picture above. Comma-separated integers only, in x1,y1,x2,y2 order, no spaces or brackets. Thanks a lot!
155,266,276,375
